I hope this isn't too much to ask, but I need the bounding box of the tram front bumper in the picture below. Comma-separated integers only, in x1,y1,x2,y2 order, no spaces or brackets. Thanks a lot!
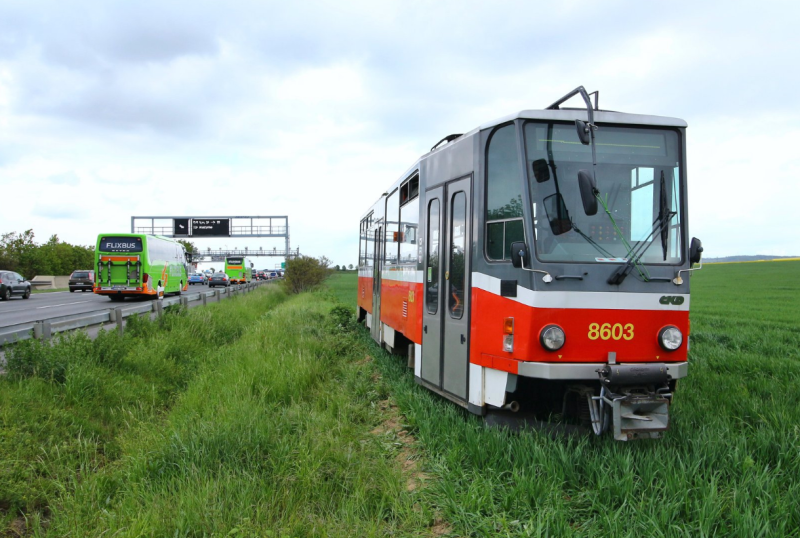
516,361,687,381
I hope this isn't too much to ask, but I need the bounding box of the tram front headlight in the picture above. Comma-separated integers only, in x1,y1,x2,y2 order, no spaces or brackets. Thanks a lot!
540,325,565,351
658,326,683,351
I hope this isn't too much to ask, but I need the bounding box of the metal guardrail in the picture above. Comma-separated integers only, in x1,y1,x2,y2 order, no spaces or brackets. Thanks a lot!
0,281,269,345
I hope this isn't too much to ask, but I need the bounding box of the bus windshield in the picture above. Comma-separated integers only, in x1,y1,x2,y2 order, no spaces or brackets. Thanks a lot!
524,122,683,265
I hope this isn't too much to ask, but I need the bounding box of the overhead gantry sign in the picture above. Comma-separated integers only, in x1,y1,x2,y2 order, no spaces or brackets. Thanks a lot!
130,216,294,260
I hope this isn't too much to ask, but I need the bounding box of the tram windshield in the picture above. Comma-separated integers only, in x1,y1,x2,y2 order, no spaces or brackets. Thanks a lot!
524,122,683,265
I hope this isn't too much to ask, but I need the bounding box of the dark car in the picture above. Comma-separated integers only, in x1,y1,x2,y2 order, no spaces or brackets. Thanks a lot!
68,270,95,292
0,270,32,300
208,272,230,288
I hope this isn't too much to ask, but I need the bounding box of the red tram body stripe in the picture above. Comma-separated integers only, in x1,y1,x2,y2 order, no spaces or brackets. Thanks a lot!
359,274,424,344
469,287,688,373
357,276,373,313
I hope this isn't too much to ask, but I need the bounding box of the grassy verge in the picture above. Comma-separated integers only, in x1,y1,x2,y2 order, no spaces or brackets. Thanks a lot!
2,281,435,536
1,286,289,532
3,268,797,536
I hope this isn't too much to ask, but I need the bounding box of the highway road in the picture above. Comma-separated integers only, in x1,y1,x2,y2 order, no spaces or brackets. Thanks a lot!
0,284,212,327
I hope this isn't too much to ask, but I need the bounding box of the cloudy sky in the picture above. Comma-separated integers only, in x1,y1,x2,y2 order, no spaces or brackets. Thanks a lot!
1,0,798,267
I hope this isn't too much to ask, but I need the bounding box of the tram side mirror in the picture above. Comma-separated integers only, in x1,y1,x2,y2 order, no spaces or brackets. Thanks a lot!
543,193,572,235
532,159,550,183
577,170,598,216
510,241,529,269
575,119,591,145
689,237,703,265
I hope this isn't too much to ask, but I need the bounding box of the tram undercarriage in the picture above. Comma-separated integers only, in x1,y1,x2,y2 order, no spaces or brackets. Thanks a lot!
485,363,677,441
387,331,681,441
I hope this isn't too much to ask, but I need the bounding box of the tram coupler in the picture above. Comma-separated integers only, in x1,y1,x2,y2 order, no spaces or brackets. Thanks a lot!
596,363,672,441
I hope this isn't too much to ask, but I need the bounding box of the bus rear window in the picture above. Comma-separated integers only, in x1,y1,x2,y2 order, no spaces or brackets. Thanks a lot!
99,237,143,253
226,258,243,265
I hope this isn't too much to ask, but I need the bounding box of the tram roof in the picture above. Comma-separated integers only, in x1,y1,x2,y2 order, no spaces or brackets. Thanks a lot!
428,108,687,161
479,108,688,131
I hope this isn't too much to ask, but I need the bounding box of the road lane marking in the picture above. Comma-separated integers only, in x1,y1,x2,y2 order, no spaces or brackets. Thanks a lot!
36,301,93,309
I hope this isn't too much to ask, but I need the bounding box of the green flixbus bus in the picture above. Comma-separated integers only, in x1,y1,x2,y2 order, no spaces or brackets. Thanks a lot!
94,234,190,301
224,256,253,284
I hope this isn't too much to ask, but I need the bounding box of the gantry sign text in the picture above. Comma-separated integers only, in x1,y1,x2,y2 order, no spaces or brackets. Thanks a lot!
172,218,231,237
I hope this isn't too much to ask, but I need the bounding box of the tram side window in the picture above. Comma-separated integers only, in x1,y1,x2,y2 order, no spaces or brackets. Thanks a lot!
426,199,441,314
400,175,419,205
486,124,525,261
384,190,399,266
398,175,420,265
399,203,419,265
449,192,467,319
359,217,369,267
365,227,374,268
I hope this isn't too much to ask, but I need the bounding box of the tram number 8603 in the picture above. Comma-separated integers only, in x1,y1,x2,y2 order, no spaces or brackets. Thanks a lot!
588,323,634,341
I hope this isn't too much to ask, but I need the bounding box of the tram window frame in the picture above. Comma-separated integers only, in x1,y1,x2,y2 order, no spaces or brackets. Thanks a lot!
400,174,420,206
365,224,374,268
448,191,467,320
359,214,372,267
384,189,400,266
484,123,525,262
425,198,441,315
398,174,420,266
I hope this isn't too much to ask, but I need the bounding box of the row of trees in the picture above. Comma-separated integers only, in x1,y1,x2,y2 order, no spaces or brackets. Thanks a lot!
0,231,354,286
0,230,96,278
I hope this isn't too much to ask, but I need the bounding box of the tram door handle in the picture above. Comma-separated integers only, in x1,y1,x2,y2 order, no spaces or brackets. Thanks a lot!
424,325,427,334
460,334,465,344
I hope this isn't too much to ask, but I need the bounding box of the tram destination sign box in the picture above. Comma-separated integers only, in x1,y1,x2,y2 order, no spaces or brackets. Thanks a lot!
192,219,230,237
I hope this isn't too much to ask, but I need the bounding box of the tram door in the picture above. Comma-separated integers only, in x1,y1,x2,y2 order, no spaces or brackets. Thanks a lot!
421,177,471,400
421,188,443,385
370,226,383,343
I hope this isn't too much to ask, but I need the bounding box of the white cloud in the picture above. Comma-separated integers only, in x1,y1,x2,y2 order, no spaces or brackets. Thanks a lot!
0,0,798,267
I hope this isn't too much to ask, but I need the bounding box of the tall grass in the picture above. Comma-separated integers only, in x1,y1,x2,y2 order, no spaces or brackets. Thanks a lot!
36,295,432,537
336,264,800,536
2,284,434,536
0,287,289,531
2,265,797,536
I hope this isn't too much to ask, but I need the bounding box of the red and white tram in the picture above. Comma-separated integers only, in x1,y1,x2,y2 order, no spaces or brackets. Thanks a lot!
357,87,702,440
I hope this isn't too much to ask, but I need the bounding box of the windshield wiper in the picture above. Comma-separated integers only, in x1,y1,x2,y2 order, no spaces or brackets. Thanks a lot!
571,223,615,258
607,171,676,285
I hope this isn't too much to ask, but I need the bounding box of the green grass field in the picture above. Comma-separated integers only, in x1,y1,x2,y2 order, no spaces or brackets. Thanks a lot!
0,264,798,536
331,265,800,536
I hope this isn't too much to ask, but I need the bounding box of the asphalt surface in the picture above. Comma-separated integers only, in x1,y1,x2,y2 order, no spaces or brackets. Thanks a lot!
0,284,213,327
